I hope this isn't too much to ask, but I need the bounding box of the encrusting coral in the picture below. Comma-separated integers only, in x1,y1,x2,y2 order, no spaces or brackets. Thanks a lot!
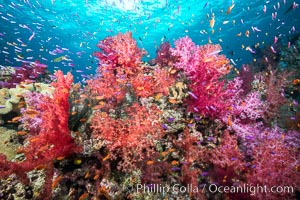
0,83,54,115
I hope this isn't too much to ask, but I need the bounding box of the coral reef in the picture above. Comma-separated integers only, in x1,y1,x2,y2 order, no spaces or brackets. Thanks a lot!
0,32,299,200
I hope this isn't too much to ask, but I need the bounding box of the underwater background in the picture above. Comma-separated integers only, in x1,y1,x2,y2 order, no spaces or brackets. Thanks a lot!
0,0,299,81
0,0,300,200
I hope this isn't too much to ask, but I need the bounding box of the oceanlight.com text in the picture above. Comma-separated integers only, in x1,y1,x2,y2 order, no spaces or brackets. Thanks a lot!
206,183,294,196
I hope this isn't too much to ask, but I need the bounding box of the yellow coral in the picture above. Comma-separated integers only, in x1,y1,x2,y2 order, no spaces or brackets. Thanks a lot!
0,83,54,115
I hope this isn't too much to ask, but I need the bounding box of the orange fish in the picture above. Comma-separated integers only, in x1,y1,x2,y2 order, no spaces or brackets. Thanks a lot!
99,101,106,106
236,32,242,37
226,4,235,14
161,151,169,157
245,30,250,37
169,68,177,74
293,79,300,85
137,86,144,91
93,174,100,180
80,118,87,123
35,164,47,170
171,160,179,166
12,116,21,122
25,109,39,115
16,148,26,154
29,137,40,143
146,160,155,165
74,100,81,104
169,98,178,104
103,153,110,161
203,57,214,63
17,131,27,136
155,93,163,101
93,105,103,110
18,101,26,108
209,15,215,28
80,94,88,98
228,115,232,127
19,84,27,89
78,192,89,200
95,95,105,100
84,171,90,179
52,175,63,189
56,156,65,161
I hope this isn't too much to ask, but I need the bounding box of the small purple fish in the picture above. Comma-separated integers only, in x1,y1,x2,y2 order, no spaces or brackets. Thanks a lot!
167,117,175,122
161,124,168,130
201,171,209,176
290,116,296,120
245,135,254,140
171,167,181,171
188,91,198,99
270,46,277,54
207,137,214,141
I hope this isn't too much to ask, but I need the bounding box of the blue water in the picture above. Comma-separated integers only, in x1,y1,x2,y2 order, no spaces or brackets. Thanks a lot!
0,0,299,81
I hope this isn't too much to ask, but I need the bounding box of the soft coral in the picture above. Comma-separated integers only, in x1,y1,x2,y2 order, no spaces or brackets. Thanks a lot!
91,103,164,172
0,70,80,199
171,36,233,117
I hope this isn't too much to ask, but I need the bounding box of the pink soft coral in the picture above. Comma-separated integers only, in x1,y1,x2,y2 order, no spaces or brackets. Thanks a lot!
170,36,233,117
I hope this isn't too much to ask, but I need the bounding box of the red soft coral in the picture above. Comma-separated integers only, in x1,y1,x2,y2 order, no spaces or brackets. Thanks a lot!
23,70,80,163
94,32,146,72
88,32,176,106
246,138,300,200
0,70,80,200
91,103,164,172
155,41,176,67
